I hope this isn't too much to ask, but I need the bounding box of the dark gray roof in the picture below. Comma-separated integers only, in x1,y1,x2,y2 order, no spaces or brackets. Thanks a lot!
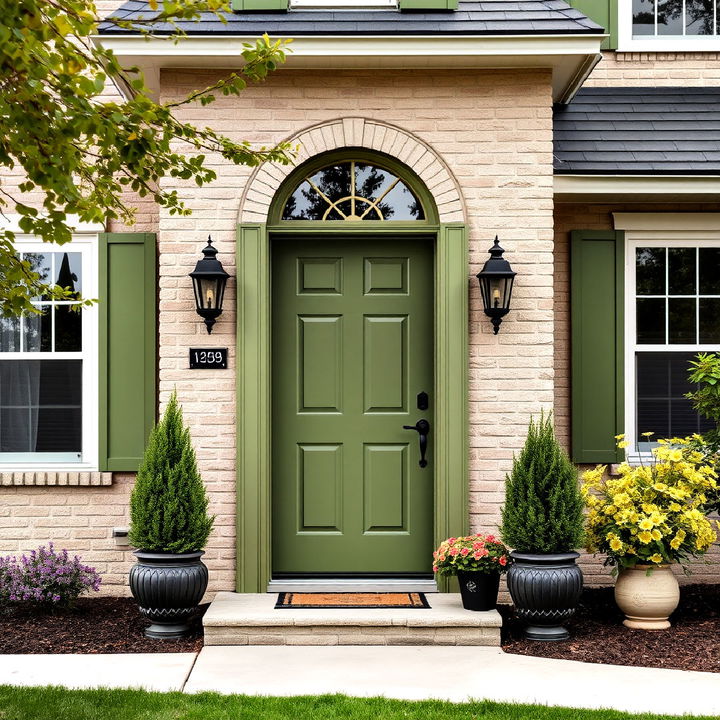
554,87,720,175
99,1,602,36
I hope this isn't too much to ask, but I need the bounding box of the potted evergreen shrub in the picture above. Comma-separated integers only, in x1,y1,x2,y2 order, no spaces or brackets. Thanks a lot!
128,392,214,639
501,413,584,641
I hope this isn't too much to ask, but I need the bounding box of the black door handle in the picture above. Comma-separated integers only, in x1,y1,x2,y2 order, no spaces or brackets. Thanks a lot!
403,418,430,468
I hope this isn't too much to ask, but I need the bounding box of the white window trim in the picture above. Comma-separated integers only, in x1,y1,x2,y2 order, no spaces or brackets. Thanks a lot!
623,231,720,460
618,0,720,51
0,235,99,471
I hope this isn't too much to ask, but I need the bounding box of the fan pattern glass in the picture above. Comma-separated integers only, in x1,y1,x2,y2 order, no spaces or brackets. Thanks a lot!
282,161,425,222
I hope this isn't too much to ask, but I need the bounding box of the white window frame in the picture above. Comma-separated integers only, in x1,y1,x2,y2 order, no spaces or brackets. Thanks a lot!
624,231,720,459
618,0,719,51
0,235,99,471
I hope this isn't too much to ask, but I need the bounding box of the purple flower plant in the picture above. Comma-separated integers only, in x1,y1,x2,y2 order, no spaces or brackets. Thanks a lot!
0,544,101,610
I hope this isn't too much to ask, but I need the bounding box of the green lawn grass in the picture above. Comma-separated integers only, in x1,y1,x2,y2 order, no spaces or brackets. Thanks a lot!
0,687,711,720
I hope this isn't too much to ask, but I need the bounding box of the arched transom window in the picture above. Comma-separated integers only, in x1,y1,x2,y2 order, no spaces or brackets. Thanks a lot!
282,160,425,221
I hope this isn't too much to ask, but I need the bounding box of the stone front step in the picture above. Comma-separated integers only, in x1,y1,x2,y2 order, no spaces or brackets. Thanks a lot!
203,592,502,647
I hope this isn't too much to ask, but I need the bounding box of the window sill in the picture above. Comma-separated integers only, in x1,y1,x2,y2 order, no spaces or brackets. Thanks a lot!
610,455,653,475
617,37,720,53
0,471,113,487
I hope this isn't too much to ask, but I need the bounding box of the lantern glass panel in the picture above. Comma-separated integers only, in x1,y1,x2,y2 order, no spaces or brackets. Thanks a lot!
197,277,224,311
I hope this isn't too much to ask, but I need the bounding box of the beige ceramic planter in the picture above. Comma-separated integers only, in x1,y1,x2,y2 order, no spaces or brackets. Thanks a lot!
614,564,679,630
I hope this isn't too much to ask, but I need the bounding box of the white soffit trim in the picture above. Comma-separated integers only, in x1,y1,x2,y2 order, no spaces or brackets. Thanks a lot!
554,175,720,198
613,212,720,233
93,34,605,102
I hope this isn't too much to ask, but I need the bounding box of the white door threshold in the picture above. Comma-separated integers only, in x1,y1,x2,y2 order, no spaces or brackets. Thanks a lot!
267,578,438,593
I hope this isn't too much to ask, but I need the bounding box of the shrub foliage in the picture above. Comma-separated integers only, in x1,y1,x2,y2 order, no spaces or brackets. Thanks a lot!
129,392,214,553
0,544,101,609
501,413,584,554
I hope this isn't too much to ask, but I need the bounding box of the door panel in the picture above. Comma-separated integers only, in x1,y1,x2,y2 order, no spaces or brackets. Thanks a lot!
363,443,407,532
363,316,407,413
272,236,434,575
299,316,342,412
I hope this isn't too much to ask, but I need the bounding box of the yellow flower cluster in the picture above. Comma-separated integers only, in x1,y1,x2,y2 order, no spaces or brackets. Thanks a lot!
582,435,719,570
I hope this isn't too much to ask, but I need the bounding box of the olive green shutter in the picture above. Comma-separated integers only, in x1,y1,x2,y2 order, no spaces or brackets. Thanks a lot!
98,233,157,471
231,0,288,10
571,230,624,463
566,0,618,49
399,0,458,10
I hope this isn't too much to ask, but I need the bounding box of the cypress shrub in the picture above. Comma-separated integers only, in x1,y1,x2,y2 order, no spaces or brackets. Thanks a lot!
500,413,584,554
129,391,214,553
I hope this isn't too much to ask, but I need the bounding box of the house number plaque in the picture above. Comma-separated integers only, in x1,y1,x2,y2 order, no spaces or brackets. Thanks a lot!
189,348,228,369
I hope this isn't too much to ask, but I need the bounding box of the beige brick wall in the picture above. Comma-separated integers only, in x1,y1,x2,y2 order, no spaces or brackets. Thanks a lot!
0,474,135,594
554,201,720,586
588,51,720,86
157,67,555,592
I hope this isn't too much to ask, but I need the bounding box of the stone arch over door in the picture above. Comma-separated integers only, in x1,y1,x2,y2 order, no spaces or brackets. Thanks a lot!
238,118,465,225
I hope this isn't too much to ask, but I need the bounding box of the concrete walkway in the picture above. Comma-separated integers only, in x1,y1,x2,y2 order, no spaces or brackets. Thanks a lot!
0,653,196,692
0,647,719,716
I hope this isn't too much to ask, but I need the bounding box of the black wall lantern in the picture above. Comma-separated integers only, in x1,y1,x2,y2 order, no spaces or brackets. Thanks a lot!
189,236,230,334
476,236,516,335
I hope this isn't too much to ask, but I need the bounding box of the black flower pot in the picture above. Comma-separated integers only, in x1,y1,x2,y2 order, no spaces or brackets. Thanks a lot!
129,550,208,639
457,570,501,611
507,551,583,642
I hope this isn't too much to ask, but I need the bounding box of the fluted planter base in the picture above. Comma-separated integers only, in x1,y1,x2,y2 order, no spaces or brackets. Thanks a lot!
507,551,583,642
129,550,209,639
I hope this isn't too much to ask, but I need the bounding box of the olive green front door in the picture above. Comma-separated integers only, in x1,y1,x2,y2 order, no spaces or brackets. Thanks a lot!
272,235,434,575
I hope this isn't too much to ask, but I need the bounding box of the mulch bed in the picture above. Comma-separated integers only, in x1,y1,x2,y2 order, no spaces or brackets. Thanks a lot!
500,583,720,673
0,597,206,654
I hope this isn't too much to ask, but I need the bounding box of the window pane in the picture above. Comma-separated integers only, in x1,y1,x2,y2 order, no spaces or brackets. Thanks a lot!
685,0,714,34
637,298,666,343
55,252,82,297
636,352,714,440
699,248,720,294
54,306,82,352
35,408,82,453
0,316,20,352
355,163,396,204
636,247,665,295
24,306,51,352
699,298,720,343
282,180,327,221
668,298,696,344
0,360,82,454
658,0,684,34
309,163,351,205
633,0,657,34
668,247,696,295
23,253,52,300
376,182,424,221
282,161,425,222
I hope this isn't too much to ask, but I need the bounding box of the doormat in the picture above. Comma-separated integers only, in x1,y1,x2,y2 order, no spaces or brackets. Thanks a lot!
275,592,430,609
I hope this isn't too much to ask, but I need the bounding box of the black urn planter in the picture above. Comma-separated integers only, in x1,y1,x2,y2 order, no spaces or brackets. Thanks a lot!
457,570,501,611
506,551,583,641
129,550,209,639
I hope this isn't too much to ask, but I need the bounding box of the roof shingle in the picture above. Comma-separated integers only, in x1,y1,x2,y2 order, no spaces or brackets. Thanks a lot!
554,87,720,175
99,0,603,36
